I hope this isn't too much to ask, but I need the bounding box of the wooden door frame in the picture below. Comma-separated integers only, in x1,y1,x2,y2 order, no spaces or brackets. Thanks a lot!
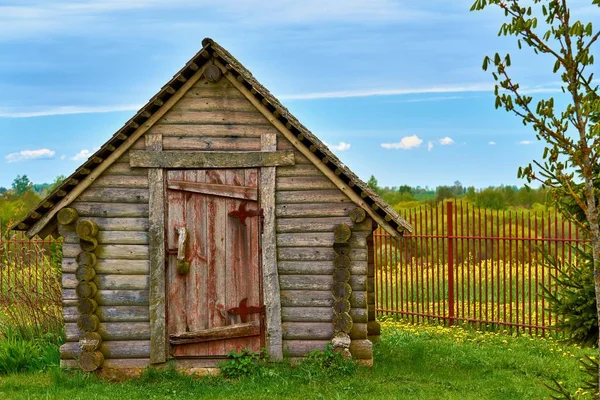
148,146,283,364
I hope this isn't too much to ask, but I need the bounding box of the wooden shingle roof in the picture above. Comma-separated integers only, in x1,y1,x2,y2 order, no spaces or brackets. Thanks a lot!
13,38,412,238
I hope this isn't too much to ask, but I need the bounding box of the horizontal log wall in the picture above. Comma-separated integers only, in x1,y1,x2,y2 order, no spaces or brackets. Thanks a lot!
276,133,372,360
59,139,152,369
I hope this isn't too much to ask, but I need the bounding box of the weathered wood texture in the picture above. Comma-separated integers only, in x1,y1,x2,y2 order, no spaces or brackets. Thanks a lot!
170,322,260,345
261,131,283,360
66,322,150,341
56,71,378,365
275,132,372,358
58,138,150,364
130,151,294,168
166,169,262,358
146,133,166,364
366,231,380,342
147,77,281,145
61,341,150,359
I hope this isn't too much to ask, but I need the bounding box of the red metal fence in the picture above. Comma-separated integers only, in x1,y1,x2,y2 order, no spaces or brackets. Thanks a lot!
0,219,62,305
373,201,589,335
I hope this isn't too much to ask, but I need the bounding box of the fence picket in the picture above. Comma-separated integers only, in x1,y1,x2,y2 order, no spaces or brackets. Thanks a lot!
0,219,63,308
375,200,589,335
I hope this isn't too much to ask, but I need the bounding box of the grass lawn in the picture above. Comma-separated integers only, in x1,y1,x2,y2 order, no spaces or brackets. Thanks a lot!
0,322,594,400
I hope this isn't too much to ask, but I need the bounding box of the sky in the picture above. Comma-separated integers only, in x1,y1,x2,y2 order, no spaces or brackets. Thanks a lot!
0,0,598,190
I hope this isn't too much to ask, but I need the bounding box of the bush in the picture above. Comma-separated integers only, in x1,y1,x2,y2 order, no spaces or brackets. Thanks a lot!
543,245,597,347
217,348,267,379
297,344,358,380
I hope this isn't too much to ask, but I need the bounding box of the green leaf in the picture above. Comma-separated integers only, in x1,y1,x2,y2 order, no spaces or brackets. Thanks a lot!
553,59,561,73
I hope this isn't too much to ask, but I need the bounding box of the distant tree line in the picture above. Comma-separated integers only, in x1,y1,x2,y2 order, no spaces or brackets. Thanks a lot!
0,175,64,227
366,175,548,211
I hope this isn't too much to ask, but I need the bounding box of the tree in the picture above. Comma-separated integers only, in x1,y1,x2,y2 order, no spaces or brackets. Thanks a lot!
435,185,456,202
11,175,32,197
398,185,412,195
367,175,380,193
0,187,6,195
472,0,600,388
47,175,65,194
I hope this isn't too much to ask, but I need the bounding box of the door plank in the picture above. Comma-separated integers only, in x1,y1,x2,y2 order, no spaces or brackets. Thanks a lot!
224,170,249,353
166,171,187,340
208,170,227,356
170,321,260,345
167,180,258,201
247,168,262,353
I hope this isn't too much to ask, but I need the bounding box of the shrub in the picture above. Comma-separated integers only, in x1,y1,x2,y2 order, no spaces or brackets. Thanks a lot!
217,348,267,379
543,245,597,347
298,344,358,380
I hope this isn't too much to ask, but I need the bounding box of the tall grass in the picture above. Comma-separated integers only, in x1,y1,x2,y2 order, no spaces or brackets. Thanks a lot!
0,241,63,342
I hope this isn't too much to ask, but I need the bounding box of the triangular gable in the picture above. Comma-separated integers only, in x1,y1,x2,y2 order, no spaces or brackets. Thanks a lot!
13,38,412,238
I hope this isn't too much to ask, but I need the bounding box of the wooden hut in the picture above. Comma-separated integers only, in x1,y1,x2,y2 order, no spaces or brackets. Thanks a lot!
13,38,412,375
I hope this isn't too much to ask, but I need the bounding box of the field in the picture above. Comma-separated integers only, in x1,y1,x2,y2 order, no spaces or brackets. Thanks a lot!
0,322,594,400
373,201,587,334
376,259,560,333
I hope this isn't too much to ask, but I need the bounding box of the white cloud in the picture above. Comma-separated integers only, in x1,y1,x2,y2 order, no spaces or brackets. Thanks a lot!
427,141,434,151
397,96,463,103
71,149,91,161
439,137,454,145
281,83,562,101
282,84,492,100
327,141,351,152
488,141,496,145
0,1,438,40
5,148,55,163
519,140,534,145
381,135,423,150
0,104,141,118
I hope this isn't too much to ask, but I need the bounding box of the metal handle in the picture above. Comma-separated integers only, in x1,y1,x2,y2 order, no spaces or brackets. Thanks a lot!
176,227,190,275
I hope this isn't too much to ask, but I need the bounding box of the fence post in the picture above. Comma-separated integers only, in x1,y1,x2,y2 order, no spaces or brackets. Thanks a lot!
447,201,455,326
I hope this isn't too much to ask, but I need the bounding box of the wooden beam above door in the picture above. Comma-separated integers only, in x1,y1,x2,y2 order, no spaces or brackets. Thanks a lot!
129,150,295,168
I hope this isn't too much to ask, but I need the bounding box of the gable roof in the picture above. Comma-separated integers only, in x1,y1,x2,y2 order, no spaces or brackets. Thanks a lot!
13,38,412,238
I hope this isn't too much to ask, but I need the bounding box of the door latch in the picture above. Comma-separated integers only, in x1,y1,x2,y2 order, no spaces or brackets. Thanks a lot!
176,227,190,275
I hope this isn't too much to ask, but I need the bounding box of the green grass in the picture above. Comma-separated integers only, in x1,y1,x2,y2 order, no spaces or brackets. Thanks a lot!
0,321,595,399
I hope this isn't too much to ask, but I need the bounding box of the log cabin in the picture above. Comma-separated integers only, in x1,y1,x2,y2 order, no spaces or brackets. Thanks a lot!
12,38,412,375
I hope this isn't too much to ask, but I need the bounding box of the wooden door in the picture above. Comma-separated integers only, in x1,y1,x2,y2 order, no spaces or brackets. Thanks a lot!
166,169,263,357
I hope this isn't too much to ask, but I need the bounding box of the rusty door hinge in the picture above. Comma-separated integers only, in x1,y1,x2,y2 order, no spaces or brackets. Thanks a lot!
228,202,264,232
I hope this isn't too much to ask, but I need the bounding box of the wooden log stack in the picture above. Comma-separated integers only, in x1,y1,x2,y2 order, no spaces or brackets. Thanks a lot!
348,208,374,364
58,207,104,372
331,223,353,358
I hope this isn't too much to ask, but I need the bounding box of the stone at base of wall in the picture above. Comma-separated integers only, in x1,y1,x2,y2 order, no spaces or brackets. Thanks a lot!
349,339,373,360
357,358,374,367
368,335,380,343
